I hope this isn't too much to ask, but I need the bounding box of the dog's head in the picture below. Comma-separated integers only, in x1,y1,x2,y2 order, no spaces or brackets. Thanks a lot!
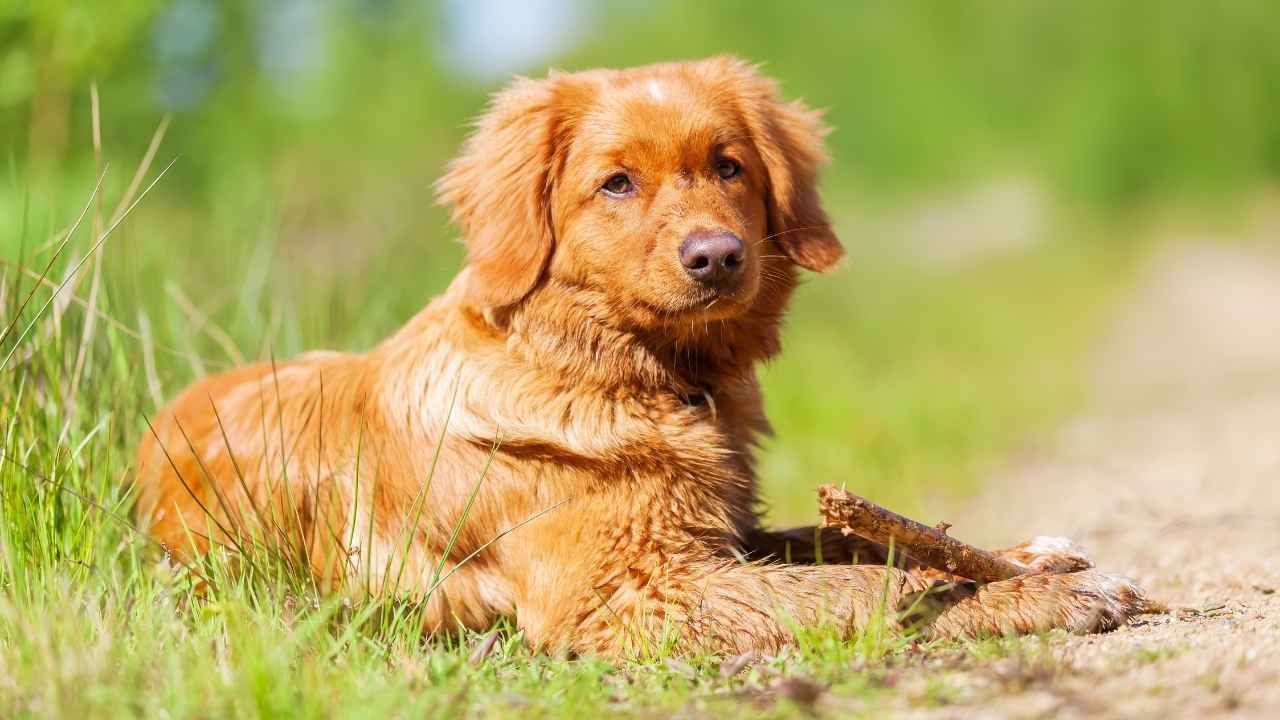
437,57,842,328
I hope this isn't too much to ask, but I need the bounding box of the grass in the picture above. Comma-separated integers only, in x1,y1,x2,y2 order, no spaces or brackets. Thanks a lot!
7,2,1275,713
758,223,1139,523
0,117,1146,717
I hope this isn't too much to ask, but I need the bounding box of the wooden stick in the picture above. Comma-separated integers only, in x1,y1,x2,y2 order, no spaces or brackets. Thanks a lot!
817,485,1026,583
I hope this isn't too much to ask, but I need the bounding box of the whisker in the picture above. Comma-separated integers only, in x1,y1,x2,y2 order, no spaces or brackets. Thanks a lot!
753,226,825,246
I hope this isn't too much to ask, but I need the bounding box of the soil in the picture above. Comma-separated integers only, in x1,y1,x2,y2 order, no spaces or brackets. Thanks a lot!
889,241,1280,718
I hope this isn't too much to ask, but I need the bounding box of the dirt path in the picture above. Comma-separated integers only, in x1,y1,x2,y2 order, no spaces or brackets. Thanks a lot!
894,241,1280,718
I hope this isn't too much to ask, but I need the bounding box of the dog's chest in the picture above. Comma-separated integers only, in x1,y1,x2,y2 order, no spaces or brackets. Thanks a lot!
604,396,759,532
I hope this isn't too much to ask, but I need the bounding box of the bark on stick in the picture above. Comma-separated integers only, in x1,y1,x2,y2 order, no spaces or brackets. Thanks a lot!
817,485,1026,583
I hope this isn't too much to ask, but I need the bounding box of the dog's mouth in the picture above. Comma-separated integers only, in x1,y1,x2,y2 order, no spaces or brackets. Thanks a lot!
627,285,755,329
618,250,764,327
664,278,761,322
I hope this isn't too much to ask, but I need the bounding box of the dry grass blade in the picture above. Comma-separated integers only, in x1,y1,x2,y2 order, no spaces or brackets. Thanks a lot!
0,261,230,370
136,309,164,409
63,83,108,440
1,156,177,374
423,497,569,597
67,107,170,394
719,650,758,679
165,281,246,365
0,169,104,350
140,413,243,560
468,631,500,666
108,115,171,227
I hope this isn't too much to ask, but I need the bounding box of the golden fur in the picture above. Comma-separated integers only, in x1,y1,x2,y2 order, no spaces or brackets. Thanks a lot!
135,57,1154,655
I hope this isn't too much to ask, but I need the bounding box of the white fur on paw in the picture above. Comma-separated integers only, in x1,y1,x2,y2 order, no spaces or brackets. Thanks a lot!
1008,535,1094,573
1028,536,1092,570
1024,535,1079,554
1070,571,1153,633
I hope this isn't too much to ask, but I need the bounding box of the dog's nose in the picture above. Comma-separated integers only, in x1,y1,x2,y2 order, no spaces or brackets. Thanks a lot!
679,230,746,287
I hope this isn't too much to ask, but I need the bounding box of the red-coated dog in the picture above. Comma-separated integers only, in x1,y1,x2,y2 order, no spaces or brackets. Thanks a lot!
136,57,1155,655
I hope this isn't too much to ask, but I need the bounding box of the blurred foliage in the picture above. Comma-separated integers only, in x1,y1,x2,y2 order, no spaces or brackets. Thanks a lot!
3,0,1278,209
580,0,1280,207
0,0,1272,521
0,1,159,106
2,0,1275,333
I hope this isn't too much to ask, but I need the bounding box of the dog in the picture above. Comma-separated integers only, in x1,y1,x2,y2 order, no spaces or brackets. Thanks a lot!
135,57,1155,655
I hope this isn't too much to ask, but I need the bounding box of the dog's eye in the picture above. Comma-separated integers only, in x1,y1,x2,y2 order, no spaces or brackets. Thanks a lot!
716,158,741,180
602,173,633,195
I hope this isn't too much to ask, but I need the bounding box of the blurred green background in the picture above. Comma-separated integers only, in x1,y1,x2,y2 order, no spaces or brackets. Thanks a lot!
4,0,1278,522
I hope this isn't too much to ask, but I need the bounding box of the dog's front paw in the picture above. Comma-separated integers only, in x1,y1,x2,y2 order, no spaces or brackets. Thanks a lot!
998,535,1094,574
926,569,1164,639
1059,570,1165,633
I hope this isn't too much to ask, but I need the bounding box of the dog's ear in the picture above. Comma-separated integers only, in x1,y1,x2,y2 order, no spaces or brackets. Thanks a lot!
436,77,561,307
721,58,844,272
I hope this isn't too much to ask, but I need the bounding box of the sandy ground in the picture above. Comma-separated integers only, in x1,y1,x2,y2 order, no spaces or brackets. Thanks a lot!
887,241,1280,718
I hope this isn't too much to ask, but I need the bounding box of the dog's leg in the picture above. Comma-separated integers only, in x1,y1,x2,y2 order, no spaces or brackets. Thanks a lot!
551,559,1156,656
558,560,926,656
924,570,1162,637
